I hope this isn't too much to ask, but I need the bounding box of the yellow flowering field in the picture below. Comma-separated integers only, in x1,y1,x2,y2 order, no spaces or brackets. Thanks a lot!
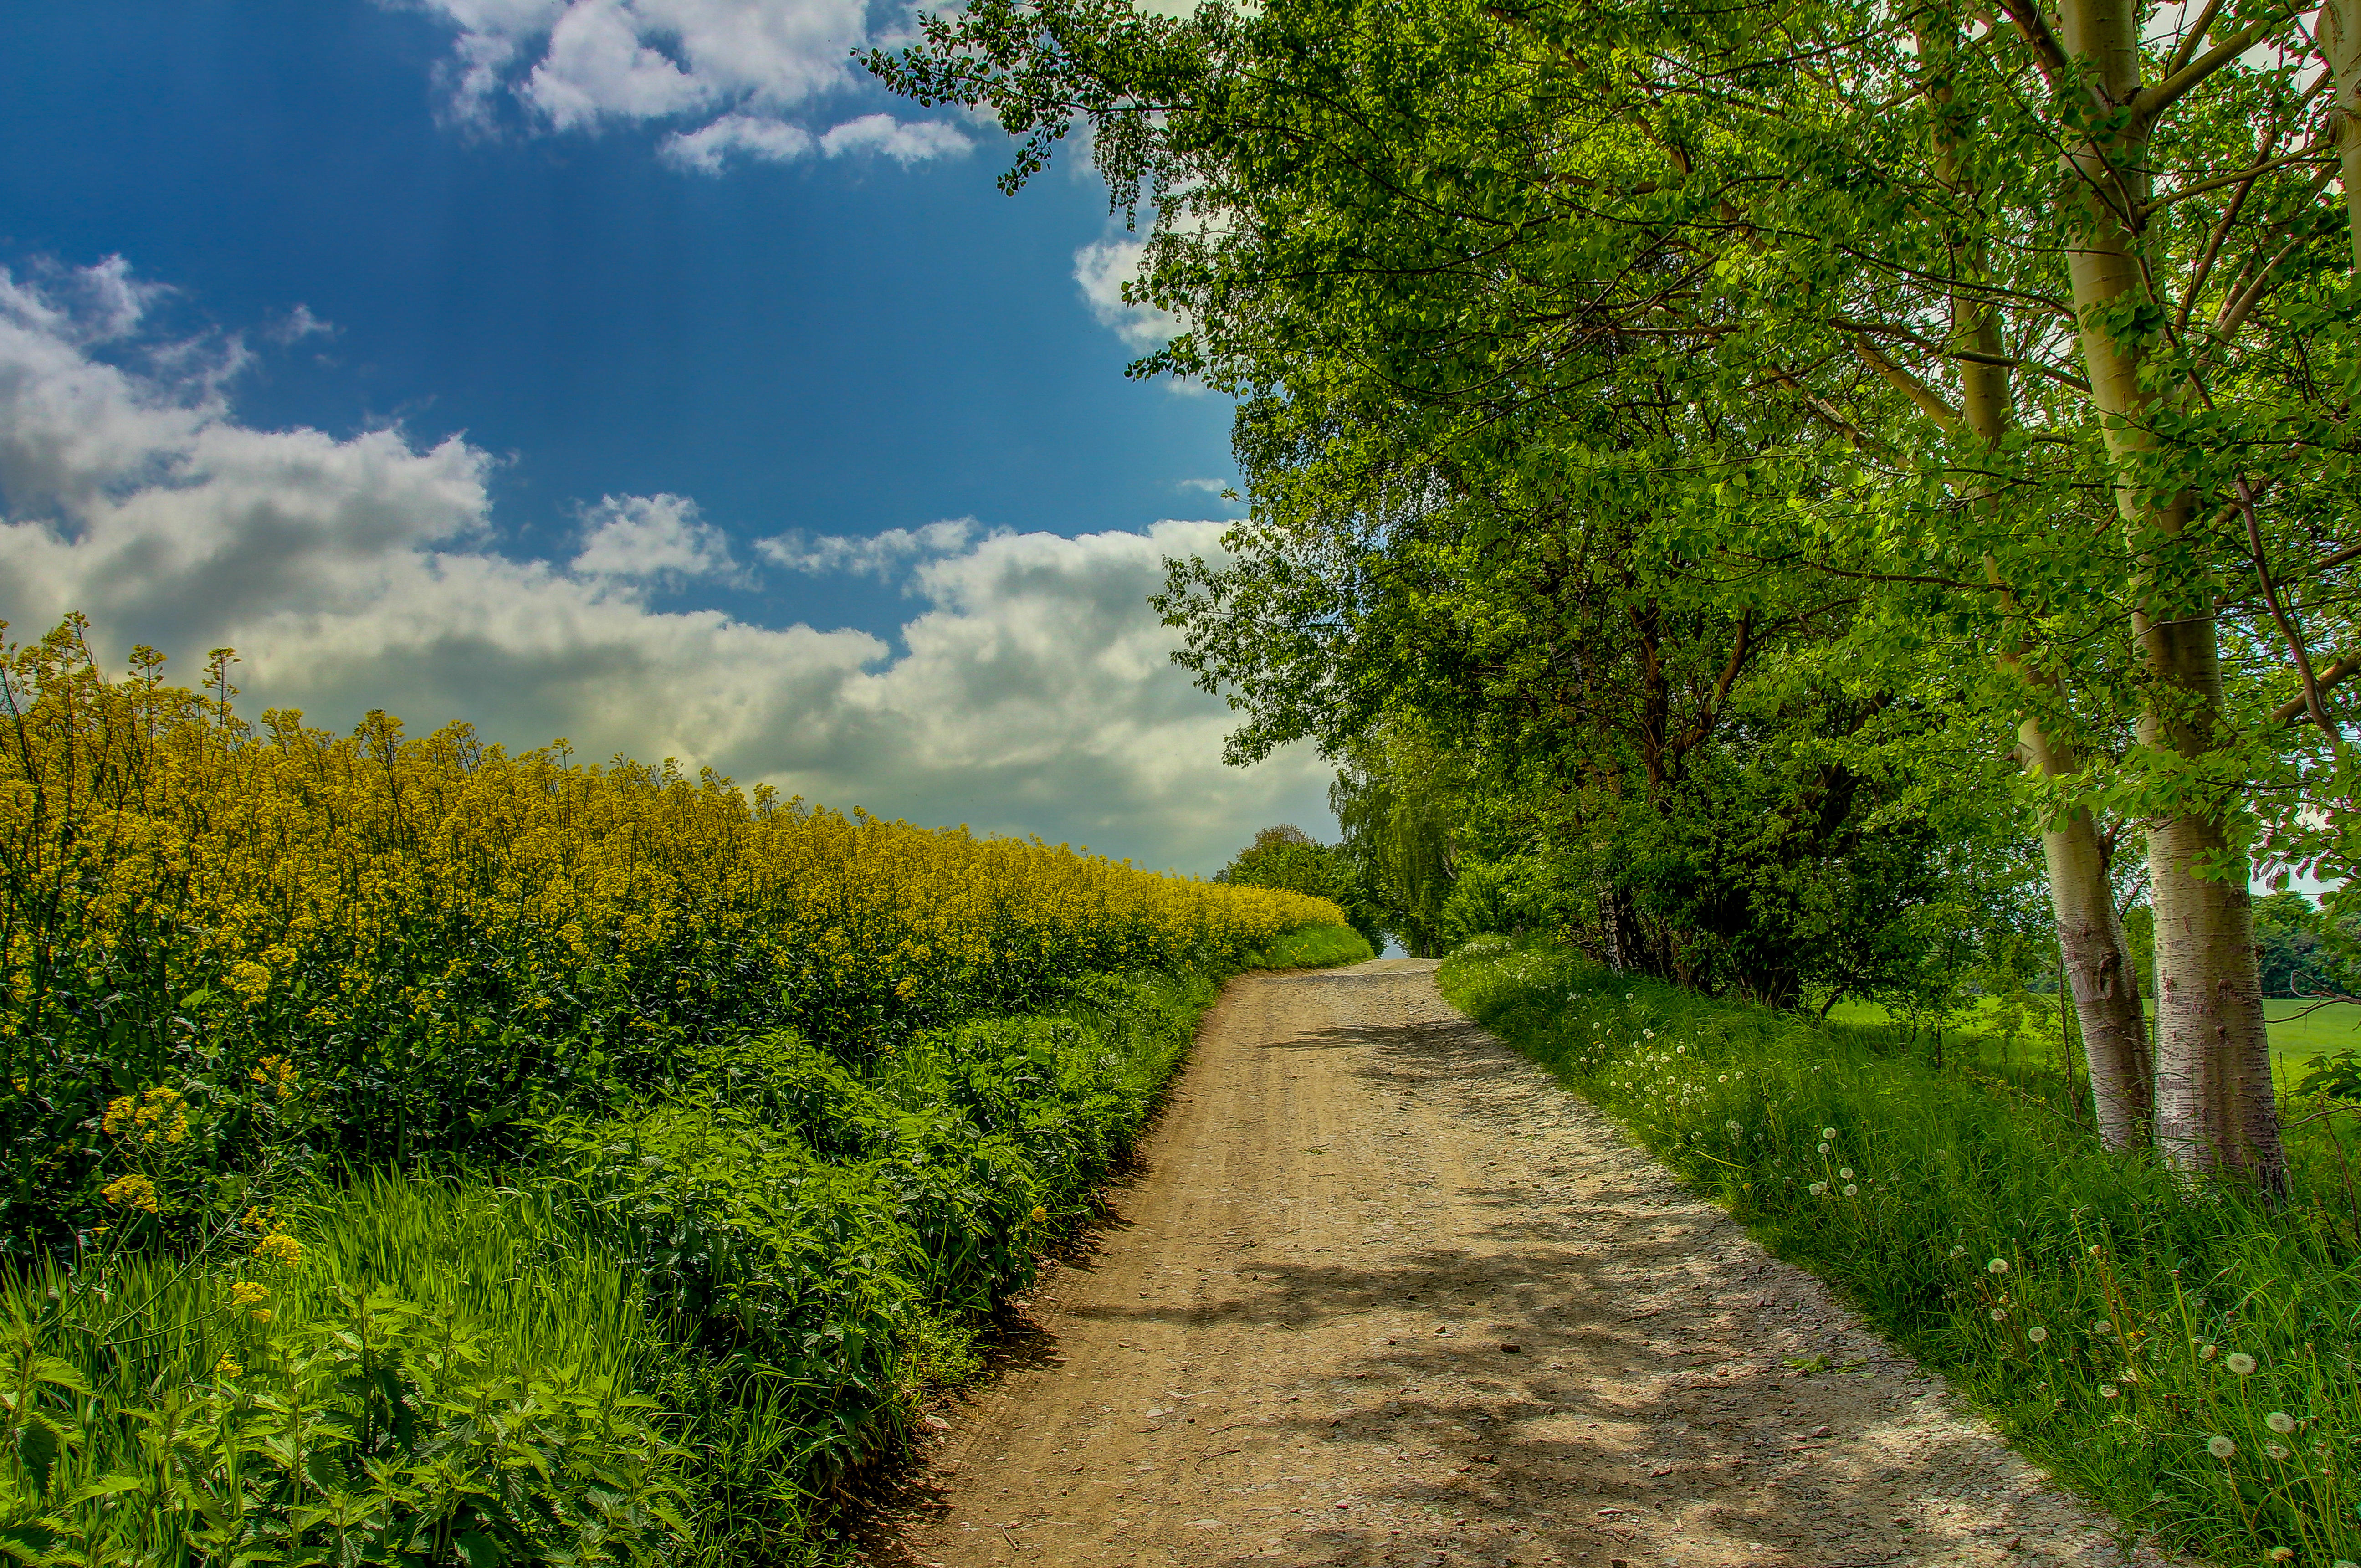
0,617,1343,1250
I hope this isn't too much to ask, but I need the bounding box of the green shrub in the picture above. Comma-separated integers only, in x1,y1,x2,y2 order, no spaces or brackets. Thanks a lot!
1440,938,2361,1567
525,970,1214,1563
0,967,1221,1564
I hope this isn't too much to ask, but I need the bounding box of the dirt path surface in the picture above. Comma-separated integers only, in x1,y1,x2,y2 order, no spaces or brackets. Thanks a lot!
866,960,2174,1568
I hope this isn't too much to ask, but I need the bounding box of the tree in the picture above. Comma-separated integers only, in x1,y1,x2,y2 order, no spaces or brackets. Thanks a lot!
876,0,2361,1186
1217,824,1388,948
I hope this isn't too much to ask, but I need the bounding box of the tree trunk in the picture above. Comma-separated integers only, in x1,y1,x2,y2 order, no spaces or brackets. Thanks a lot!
1911,34,2156,1144
2032,782,2153,1145
2320,0,2361,267
1598,884,1641,975
2057,0,2288,1190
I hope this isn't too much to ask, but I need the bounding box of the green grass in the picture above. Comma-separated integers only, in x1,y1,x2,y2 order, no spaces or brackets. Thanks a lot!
1246,922,1376,969
1,965,1232,1565
1,1174,684,1564
1828,994,2361,1093
1440,936,2361,1568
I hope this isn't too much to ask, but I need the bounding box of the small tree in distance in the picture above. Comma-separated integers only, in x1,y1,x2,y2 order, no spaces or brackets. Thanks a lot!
1216,826,1387,952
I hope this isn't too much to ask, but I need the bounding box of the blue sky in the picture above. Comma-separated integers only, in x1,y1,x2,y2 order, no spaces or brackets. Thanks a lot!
0,1,1330,871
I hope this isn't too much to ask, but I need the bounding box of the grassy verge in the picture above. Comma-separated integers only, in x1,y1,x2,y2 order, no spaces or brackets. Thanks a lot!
1,968,1227,1564
1247,923,1377,969
1439,936,2361,1568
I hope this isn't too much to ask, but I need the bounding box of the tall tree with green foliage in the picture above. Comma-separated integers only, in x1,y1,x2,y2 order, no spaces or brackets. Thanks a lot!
875,0,2361,1186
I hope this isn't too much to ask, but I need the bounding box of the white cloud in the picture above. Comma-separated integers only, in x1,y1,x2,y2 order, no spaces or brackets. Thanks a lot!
817,113,972,164
1074,236,1183,350
571,492,742,587
265,303,337,345
757,517,975,576
658,111,815,171
0,261,1326,871
402,0,962,177
1176,477,1233,494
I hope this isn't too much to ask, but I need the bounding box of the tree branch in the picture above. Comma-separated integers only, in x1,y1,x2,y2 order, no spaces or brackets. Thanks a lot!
2134,14,2300,126
2273,651,2361,725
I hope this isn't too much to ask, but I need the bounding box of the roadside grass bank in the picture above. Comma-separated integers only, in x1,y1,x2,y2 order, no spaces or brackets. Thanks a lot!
1439,936,2361,1568
4,952,1381,1564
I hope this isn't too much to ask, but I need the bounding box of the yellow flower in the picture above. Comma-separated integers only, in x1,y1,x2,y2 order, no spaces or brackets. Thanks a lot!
1030,1206,1048,1225
249,1308,273,1323
253,1232,303,1268
102,1087,189,1146
248,1055,297,1096
228,1280,268,1306
223,961,271,1002
100,1173,159,1213
212,1354,243,1378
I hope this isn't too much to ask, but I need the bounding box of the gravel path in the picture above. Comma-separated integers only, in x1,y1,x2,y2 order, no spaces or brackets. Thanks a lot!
863,959,2180,1568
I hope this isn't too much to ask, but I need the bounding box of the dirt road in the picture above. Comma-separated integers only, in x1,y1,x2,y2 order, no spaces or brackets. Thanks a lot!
866,960,2172,1568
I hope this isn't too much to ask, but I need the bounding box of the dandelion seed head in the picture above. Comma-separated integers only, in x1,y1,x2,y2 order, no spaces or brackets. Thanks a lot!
2267,1411,2296,1435
2207,1435,2236,1460
1818,1143,1830,1154
1987,1258,2009,1275
2265,1443,2289,1461
1843,1184,1859,1196
2028,1326,2048,1343
2098,1384,2117,1399
1822,1127,1837,1141
2227,1352,2257,1376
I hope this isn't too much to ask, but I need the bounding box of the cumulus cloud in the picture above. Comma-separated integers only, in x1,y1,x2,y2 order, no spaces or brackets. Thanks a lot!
571,492,743,587
657,111,814,171
0,261,1325,871
657,109,968,173
817,113,971,164
400,1,972,180
757,517,976,576
1073,236,1183,350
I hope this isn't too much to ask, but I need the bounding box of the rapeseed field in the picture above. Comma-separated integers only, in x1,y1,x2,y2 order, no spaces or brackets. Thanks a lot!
0,617,1358,1563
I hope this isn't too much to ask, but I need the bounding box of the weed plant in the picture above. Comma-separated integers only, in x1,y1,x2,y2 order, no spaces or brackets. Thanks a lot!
1440,936,2361,1567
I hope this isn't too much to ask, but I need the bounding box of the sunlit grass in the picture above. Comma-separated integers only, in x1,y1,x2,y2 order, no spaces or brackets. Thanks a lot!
1827,994,2361,1070
1441,936,2361,1568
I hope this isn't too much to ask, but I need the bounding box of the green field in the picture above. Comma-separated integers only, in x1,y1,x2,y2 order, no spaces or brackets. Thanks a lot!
1827,994,2361,1089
